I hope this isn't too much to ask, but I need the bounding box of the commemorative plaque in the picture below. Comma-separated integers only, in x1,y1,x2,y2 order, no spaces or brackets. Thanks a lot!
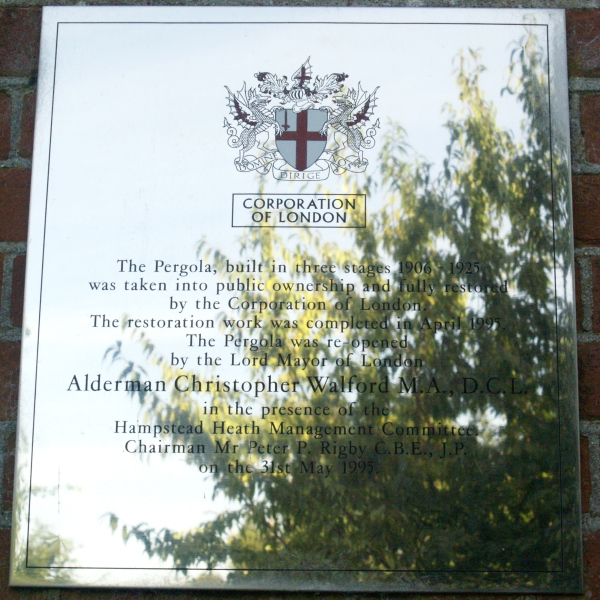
11,7,582,593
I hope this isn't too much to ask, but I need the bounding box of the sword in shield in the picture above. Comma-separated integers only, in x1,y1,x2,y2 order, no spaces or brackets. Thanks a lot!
275,109,328,171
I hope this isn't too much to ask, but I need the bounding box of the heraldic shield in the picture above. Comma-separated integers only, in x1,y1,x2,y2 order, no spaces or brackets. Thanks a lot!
275,108,328,171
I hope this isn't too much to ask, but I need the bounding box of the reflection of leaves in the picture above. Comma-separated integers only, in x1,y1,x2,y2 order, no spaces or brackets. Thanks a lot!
108,513,237,573
106,512,118,533
110,34,574,589
106,337,159,406
12,470,77,584
103,339,121,362
119,361,134,379
34,531,73,563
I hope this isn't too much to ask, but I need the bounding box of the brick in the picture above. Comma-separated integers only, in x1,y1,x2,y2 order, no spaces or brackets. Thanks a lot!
2,426,14,514
575,260,584,331
64,591,202,600
593,258,600,334
19,91,35,159
0,169,29,242
0,9,41,78
0,92,11,161
578,343,600,418
572,175,600,245
0,253,3,305
584,531,600,599
580,435,591,513
567,10,600,77
59,592,577,600
0,343,20,422
60,591,122,600
580,96,600,165
9,254,25,328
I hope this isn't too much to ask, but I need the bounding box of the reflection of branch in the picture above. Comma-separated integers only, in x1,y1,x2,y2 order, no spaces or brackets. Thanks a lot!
104,338,161,407
106,511,239,572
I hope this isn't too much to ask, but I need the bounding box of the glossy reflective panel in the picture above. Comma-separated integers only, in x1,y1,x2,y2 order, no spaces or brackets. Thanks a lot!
11,7,581,592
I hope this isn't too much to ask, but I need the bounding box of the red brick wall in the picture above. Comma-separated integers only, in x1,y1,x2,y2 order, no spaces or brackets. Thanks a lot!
0,5,597,599
569,8,600,600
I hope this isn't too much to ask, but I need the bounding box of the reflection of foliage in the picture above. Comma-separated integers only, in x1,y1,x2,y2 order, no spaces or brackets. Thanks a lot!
12,474,76,584
23,525,76,581
110,36,576,590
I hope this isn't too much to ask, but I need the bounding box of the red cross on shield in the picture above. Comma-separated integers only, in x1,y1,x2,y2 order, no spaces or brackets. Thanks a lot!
275,109,328,171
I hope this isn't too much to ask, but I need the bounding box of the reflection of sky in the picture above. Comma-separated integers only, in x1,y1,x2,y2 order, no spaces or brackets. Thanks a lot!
31,446,226,568
23,10,550,573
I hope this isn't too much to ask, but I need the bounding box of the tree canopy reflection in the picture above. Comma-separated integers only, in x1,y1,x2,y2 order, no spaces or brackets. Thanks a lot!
109,36,573,587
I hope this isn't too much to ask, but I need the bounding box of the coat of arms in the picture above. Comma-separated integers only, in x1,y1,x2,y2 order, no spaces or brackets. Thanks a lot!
224,58,380,180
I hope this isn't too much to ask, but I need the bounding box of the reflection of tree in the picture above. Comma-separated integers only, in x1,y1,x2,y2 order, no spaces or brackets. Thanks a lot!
21,524,75,582
11,468,76,584
110,36,576,590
